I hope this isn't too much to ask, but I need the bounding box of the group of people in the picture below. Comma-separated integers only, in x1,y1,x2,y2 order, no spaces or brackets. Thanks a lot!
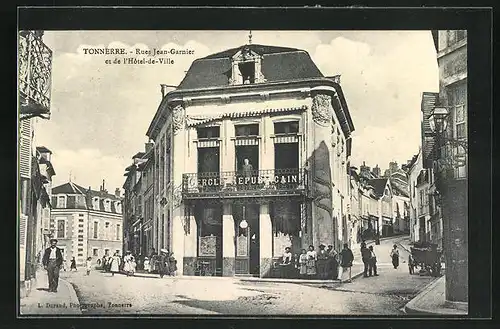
279,243,354,282
100,251,137,276
145,248,178,278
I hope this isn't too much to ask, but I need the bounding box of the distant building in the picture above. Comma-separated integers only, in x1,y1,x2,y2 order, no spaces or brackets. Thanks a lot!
371,164,381,178
51,181,123,266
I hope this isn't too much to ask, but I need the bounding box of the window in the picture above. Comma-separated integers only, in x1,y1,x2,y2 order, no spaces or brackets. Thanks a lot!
93,221,98,239
105,249,110,256
78,224,83,228
115,202,121,214
79,218,84,222
274,121,299,135
235,124,259,137
239,61,256,84
93,248,99,256
105,222,110,229
56,219,65,238
93,197,100,210
116,224,121,240
448,82,467,178
78,248,83,252
78,253,83,257
197,126,220,139
447,30,467,47
56,195,66,208
159,137,165,192
104,199,111,212
115,250,120,255
79,214,84,217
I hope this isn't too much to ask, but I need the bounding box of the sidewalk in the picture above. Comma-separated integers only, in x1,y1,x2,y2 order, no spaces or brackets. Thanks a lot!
19,269,82,315
404,275,468,315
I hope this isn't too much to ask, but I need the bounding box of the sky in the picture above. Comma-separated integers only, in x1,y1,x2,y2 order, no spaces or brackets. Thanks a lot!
33,30,439,192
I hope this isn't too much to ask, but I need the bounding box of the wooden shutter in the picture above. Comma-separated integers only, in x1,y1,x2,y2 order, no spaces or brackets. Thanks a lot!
19,214,28,247
19,120,32,178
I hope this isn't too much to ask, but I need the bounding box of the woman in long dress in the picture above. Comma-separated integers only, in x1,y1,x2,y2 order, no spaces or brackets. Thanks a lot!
306,245,317,278
390,244,400,269
110,252,121,276
298,249,308,279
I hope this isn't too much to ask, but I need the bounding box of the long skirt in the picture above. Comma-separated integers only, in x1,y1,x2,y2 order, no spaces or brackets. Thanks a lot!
392,255,399,268
316,259,328,279
306,259,316,276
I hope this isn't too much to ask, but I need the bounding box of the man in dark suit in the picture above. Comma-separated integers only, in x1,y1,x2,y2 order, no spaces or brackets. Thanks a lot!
42,238,63,292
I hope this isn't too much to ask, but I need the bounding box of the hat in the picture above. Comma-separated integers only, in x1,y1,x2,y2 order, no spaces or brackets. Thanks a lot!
50,238,58,243
160,249,168,254
319,244,326,249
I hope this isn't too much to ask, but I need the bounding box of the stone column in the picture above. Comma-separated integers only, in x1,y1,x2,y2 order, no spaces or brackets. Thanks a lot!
182,207,197,275
222,202,235,276
310,93,335,248
171,104,186,275
259,202,273,278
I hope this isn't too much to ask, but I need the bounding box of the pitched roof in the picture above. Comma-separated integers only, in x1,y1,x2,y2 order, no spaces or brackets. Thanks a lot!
367,178,389,197
36,146,52,154
52,182,122,201
177,44,324,90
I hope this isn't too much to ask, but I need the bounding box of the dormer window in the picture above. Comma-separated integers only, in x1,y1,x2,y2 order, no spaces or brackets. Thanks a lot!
230,47,264,85
104,199,111,212
92,197,100,210
115,201,122,214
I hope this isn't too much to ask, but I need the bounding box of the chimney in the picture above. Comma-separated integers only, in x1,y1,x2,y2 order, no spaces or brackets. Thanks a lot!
115,188,121,198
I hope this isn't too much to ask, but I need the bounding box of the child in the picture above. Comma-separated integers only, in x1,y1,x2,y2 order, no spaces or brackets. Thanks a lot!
298,249,308,279
144,257,150,272
86,257,92,275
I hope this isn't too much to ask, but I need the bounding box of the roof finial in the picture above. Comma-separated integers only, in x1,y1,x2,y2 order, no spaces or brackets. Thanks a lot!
248,30,252,45
69,170,72,183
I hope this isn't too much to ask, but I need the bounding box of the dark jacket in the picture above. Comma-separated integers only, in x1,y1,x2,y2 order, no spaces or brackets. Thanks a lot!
340,248,354,267
361,246,371,261
42,247,63,267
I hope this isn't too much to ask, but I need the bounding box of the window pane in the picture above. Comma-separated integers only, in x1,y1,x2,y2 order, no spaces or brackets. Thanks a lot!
455,105,466,123
274,121,299,134
197,126,220,139
235,124,259,136
57,220,65,238
456,123,466,139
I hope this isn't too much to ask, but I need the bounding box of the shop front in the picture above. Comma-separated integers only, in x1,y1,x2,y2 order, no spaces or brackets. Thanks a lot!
182,168,308,278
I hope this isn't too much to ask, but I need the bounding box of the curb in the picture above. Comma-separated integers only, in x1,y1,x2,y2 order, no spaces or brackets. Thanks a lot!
403,276,466,315
238,277,341,284
60,278,83,315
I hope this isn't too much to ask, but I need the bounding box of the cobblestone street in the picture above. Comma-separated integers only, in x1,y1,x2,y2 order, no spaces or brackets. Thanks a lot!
51,236,437,315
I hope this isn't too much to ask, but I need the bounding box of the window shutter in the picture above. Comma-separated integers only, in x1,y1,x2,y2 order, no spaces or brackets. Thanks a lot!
19,214,28,247
19,120,32,178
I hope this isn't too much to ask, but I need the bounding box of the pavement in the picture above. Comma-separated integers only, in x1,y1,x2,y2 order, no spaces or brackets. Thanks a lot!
19,269,82,315
19,235,453,316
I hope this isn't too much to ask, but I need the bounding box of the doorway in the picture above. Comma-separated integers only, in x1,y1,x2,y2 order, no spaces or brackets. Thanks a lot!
234,204,260,276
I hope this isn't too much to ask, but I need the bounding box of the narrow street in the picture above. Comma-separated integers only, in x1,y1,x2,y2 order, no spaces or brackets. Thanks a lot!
58,235,437,315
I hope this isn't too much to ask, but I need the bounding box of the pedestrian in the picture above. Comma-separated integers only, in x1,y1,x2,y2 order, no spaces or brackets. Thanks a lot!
338,243,354,283
70,257,77,271
41,238,63,293
316,244,329,279
408,253,415,275
158,249,169,278
306,245,317,278
144,257,150,272
298,249,308,279
110,251,121,276
368,245,378,276
390,244,400,269
360,242,371,277
123,251,133,276
61,259,67,272
326,245,338,280
85,257,92,275
168,252,177,276
280,247,293,278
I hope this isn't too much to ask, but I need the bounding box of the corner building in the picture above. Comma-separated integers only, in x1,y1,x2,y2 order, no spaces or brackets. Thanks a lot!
146,44,355,277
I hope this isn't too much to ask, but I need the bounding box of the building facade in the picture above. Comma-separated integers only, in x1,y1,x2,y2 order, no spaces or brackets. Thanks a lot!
51,182,123,266
18,30,53,297
144,44,355,277
427,30,468,304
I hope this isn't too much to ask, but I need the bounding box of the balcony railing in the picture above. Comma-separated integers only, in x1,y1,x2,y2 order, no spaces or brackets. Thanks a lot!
182,168,308,199
19,31,52,120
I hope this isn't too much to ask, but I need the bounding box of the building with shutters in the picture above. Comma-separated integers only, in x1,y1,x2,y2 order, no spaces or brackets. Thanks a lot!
144,43,355,278
122,145,155,257
18,30,53,297
50,181,123,266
